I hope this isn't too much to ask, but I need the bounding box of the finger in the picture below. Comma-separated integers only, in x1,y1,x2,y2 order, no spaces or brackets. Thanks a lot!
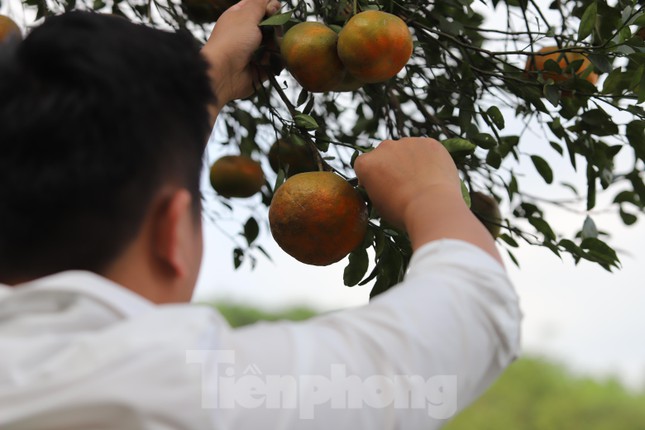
229,0,273,21
266,0,281,15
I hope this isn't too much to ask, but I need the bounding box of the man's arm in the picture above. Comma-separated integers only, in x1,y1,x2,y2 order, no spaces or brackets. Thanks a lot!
200,0,281,123
198,139,520,428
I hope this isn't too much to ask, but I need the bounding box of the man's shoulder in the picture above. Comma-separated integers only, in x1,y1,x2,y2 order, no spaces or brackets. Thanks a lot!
126,302,230,345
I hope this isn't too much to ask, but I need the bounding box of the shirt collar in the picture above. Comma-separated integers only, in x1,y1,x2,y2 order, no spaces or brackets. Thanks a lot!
1,271,155,318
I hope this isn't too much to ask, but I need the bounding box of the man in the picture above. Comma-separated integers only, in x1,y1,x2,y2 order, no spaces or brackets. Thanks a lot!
0,1,521,428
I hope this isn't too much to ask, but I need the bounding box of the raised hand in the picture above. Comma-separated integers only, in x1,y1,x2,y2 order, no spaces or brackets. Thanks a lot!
355,138,503,264
201,0,281,119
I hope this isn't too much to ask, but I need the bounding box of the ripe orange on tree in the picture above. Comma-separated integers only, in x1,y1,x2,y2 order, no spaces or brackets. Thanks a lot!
337,10,413,83
470,192,502,238
269,171,368,266
268,138,318,176
0,15,21,43
209,155,264,198
280,22,345,92
524,46,598,85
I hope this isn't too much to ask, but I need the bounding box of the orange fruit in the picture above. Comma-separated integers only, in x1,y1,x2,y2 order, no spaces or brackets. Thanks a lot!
524,46,598,85
0,15,21,43
280,22,345,92
337,10,413,83
268,138,318,176
209,155,264,198
269,172,368,266
470,192,502,238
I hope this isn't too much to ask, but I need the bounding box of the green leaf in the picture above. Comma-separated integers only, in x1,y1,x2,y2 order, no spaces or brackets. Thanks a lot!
442,138,476,155
579,109,618,136
580,238,620,270
374,228,386,258
619,208,638,225
587,165,597,210
296,88,309,107
531,155,554,184
543,84,561,107
256,245,272,262
587,53,612,74
578,2,597,41
582,215,598,239
473,133,497,149
233,248,244,269
529,217,556,241
499,233,519,247
632,13,645,27
626,120,645,162
243,217,259,245
543,241,561,258
458,106,473,132
303,96,315,115
543,59,563,74
461,180,471,208
508,174,519,199
558,239,582,256
549,141,563,155
602,68,623,94
273,168,286,192
259,11,293,26
294,113,319,130
506,249,520,268
638,72,645,104
358,265,379,286
343,248,369,287
548,118,566,138
486,149,502,169
370,273,392,299
613,190,638,205
631,65,644,92
487,106,505,130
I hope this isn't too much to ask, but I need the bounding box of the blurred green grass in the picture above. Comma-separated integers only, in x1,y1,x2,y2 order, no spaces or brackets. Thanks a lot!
212,302,645,429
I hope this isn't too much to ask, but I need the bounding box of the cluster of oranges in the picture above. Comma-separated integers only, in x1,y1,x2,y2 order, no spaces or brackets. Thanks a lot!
209,139,368,266
280,10,414,92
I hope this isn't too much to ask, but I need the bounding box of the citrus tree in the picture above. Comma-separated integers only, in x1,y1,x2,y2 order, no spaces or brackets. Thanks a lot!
3,0,644,297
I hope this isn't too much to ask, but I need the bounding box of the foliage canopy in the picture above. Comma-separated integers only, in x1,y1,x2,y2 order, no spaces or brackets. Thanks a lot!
8,0,645,295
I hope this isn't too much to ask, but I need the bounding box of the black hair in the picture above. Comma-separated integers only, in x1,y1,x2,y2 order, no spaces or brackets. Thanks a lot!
0,12,215,283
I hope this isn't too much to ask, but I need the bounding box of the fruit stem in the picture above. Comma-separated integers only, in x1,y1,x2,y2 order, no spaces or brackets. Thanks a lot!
267,73,299,118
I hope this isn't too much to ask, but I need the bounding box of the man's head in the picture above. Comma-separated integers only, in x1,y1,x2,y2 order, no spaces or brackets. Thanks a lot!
0,12,214,300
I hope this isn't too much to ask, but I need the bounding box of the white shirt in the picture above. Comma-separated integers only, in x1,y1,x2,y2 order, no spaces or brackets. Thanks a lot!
0,239,521,429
